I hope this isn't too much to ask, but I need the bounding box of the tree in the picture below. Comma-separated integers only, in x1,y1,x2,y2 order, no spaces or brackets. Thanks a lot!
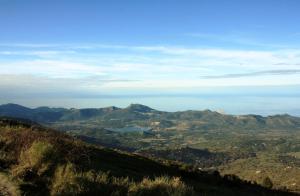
262,177,273,189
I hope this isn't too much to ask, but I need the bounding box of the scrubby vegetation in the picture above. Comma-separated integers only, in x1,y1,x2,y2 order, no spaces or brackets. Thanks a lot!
0,173,20,196
0,117,297,195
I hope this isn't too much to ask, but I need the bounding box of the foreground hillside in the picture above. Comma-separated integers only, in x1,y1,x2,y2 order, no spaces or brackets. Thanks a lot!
0,117,297,196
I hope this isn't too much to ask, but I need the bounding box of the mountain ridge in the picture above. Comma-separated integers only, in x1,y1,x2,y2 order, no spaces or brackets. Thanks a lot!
0,103,298,119
1,103,299,131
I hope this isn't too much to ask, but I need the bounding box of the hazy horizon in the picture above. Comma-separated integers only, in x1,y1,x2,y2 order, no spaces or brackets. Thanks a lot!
1,84,300,116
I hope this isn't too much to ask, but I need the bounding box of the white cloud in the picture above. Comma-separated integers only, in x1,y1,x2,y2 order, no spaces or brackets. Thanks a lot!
185,32,296,49
0,60,106,78
1,43,300,91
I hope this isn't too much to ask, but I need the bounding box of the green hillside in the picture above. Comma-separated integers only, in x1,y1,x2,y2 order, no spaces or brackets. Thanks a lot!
1,103,300,130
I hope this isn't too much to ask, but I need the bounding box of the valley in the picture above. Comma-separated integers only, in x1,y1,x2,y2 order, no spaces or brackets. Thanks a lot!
0,103,299,194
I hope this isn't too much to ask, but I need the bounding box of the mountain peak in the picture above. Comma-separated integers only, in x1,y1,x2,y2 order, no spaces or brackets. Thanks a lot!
126,104,155,113
103,106,121,111
0,103,31,112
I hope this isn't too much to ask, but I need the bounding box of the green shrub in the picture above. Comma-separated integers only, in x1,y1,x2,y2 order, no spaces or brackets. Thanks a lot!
13,141,57,177
51,163,82,196
50,164,196,196
262,177,273,189
128,176,195,196
51,163,130,196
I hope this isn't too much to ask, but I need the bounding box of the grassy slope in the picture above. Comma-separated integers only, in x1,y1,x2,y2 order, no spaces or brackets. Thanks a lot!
219,153,300,193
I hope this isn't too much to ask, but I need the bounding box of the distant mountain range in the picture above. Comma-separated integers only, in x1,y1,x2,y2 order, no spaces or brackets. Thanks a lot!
1,103,300,131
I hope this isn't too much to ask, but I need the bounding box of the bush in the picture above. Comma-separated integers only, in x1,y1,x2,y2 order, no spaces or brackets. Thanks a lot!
50,163,82,196
262,177,273,189
51,164,195,196
128,176,195,196
13,141,58,177
51,163,130,196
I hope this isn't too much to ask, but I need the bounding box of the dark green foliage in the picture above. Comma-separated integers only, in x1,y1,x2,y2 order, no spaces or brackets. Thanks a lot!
263,177,273,189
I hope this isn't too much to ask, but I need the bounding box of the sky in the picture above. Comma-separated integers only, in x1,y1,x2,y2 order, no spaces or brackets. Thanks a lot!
0,0,300,114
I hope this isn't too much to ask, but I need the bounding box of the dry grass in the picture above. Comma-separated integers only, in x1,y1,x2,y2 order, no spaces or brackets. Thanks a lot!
128,176,195,196
0,173,20,196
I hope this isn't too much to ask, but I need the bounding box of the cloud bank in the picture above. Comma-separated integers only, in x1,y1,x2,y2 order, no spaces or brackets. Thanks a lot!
200,69,300,79
1,43,300,98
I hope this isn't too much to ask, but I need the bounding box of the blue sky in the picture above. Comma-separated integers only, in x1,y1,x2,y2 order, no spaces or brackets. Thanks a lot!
1,0,300,47
1,0,300,113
